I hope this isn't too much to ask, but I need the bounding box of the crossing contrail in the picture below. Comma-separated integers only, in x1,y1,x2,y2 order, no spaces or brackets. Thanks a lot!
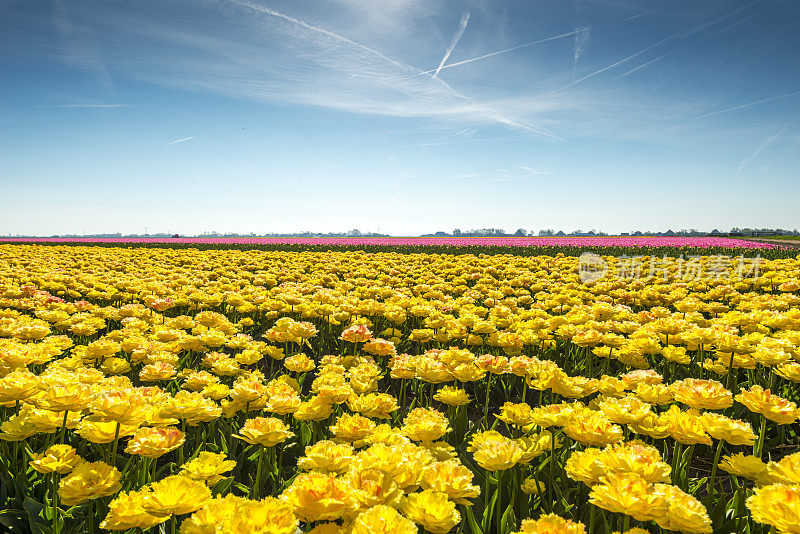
434,12,470,78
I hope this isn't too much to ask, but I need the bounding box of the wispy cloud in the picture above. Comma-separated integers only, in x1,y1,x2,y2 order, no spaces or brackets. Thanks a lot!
434,12,470,78
738,127,787,172
52,0,113,89
697,90,800,119
32,0,790,151
227,0,412,73
222,0,562,140
26,0,576,142
165,136,194,146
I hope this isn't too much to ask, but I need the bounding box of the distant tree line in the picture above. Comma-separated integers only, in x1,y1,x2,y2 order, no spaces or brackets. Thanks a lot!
6,227,798,239
424,227,800,238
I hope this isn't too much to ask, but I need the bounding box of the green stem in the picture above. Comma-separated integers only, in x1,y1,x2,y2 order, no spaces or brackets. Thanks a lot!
548,435,555,513
586,346,593,377
178,419,187,465
88,499,95,534
707,440,724,506
484,375,493,429
726,352,736,391
252,445,265,499
495,469,504,533
60,410,69,444
682,444,695,492
671,442,683,486
277,442,284,488
52,473,61,534
482,473,491,532
110,422,121,467
754,415,767,457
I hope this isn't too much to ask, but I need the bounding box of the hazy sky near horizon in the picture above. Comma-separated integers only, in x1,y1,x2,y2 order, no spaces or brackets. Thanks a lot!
1,0,799,236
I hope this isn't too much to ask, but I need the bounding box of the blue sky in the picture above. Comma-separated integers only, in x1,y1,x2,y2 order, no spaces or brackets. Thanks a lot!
1,0,799,235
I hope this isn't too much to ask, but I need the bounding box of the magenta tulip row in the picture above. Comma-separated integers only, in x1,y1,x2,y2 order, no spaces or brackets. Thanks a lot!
0,236,782,248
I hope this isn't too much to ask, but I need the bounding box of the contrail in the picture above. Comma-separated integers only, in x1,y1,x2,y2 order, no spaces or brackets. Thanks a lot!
683,0,763,38
553,3,763,92
491,115,563,140
554,34,673,91
227,0,564,140
411,28,588,78
165,136,194,146
619,53,671,78
434,12,470,78
703,8,766,40
697,90,800,119
738,127,787,172
624,13,646,21
571,27,590,81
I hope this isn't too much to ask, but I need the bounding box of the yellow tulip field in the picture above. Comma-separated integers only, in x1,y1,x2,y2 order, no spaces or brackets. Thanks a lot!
1,244,800,534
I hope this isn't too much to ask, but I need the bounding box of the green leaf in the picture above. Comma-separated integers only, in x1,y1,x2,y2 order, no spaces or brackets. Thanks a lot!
155,462,176,480
500,503,516,534
300,422,312,446
462,505,483,534
0,509,28,533
689,477,707,495
482,487,500,532
233,482,251,494
22,497,48,534
219,429,229,454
